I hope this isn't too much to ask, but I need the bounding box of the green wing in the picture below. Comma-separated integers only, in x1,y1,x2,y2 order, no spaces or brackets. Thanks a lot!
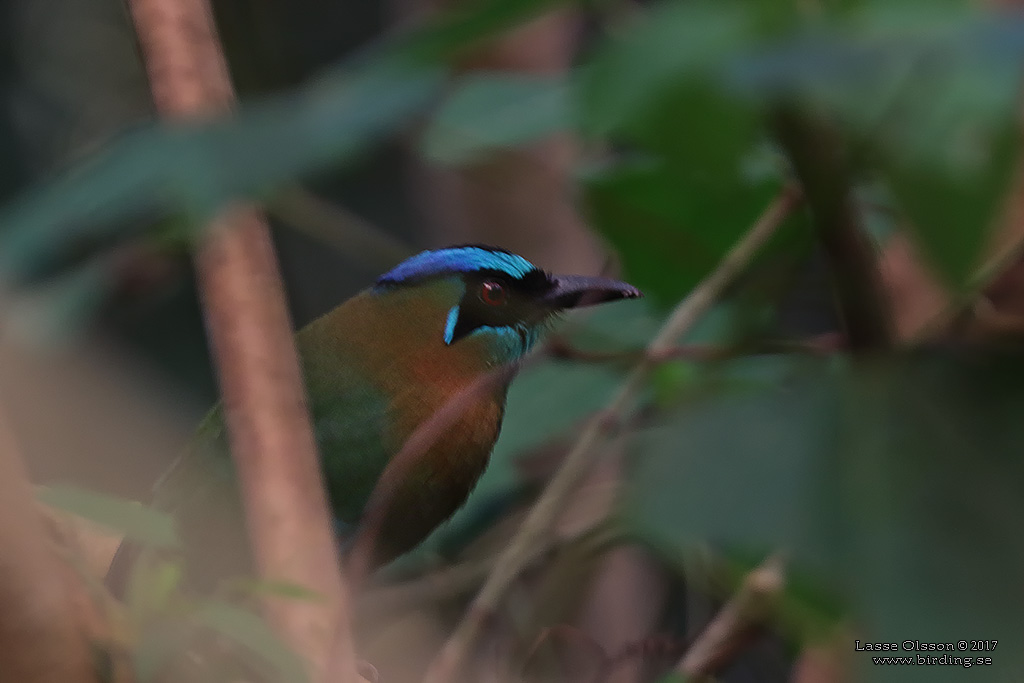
147,333,394,588
300,345,394,525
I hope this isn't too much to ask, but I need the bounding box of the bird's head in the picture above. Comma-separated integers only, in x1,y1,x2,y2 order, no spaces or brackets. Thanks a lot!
372,245,642,365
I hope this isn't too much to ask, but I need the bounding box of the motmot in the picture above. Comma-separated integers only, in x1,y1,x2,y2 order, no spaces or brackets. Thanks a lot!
106,245,641,594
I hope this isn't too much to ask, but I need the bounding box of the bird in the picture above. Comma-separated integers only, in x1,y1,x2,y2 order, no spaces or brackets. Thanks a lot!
106,244,641,595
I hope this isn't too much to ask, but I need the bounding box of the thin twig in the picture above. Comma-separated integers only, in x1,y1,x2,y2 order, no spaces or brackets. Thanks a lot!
674,555,785,680
358,559,494,617
908,234,1024,343
124,0,358,680
546,333,845,365
424,187,803,683
269,188,416,270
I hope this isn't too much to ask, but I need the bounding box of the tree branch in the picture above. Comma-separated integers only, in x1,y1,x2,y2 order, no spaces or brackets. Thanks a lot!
546,333,845,365
674,555,785,680
772,108,894,352
123,0,358,680
424,186,802,683
357,558,493,618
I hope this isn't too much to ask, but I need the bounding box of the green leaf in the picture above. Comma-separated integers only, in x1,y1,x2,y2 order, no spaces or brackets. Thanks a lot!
37,484,178,549
193,602,309,683
653,673,689,683
839,356,1024,681
879,57,1021,288
577,0,751,142
0,0,582,287
132,618,203,683
399,0,567,62
422,73,570,164
622,356,844,571
622,353,1024,680
851,12,1023,287
578,0,769,172
223,578,325,603
492,360,625,464
559,298,666,352
126,559,184,625
848,0,977,39
583,158,779,304
730,8,1024,288
651,360,698,409
578,1,784,304
5,256,118,344
0,63,442,282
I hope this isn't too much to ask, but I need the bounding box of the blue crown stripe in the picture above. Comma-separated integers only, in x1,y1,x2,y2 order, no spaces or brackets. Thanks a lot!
377,247,537,285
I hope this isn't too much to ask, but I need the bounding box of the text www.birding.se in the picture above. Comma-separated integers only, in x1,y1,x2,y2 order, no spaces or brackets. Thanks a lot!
870,655,995,667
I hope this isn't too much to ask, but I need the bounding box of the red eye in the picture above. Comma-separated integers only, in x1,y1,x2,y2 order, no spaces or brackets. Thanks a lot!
480,280,507,306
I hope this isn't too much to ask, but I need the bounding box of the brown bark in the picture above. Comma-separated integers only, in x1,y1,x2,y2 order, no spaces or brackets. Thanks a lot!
123,0,358,680
0,408,101,683
772,109,894,351
193,208,356,682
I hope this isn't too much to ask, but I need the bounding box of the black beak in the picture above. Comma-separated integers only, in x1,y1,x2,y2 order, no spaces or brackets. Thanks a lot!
542,274,643,310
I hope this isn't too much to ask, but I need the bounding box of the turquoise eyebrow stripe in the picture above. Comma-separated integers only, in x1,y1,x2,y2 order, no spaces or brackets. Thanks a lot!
443,305,460,345
377,247,537,285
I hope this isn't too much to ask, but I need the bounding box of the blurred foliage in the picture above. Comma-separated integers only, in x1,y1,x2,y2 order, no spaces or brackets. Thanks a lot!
38,484,178,549
0,65,442,282
8,0,1024,680
579,1,782,304
625,352,1024,681
5,0,1022,295
421,73,570,164
38,482,317,681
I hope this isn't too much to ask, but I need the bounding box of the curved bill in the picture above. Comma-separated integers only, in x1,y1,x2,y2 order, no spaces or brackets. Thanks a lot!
542,274,643,310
